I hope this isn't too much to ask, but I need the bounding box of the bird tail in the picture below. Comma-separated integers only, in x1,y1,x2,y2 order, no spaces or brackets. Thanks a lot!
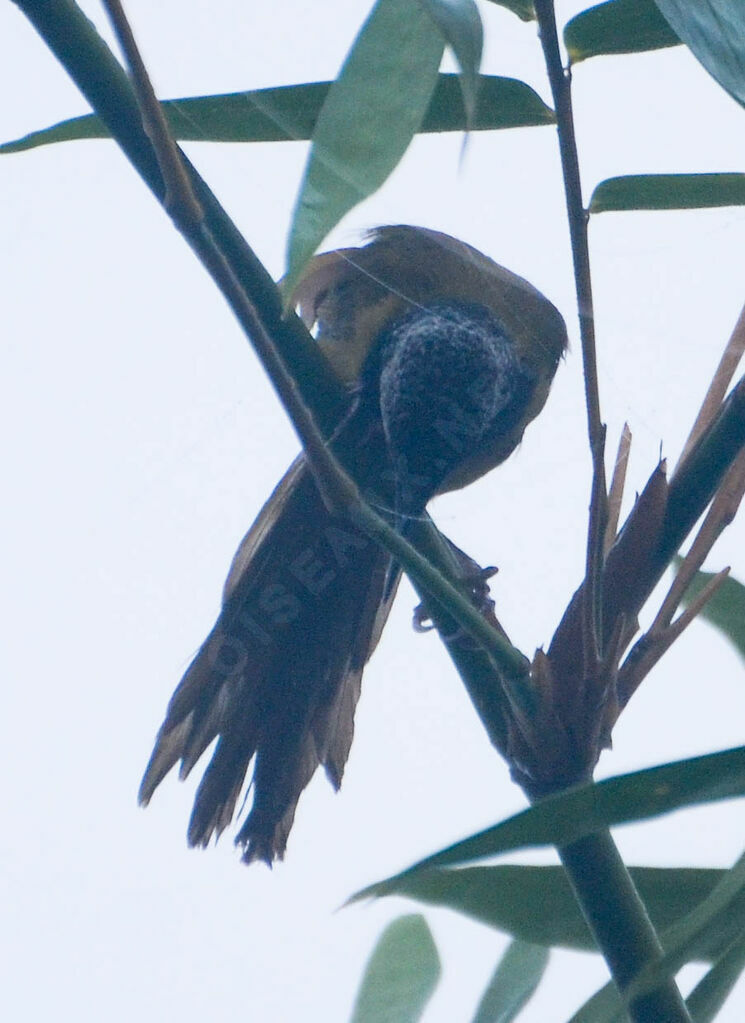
138,455,397,863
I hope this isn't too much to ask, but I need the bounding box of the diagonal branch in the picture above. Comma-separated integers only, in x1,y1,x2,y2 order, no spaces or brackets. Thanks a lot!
17,0,532,695
619,568,730,696
12,0,348,435
99,0,532,687
676,299,745,471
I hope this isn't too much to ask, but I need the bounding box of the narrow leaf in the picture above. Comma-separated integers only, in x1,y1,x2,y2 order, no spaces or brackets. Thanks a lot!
568,983,625,1023
590,173,745,212
564,0,680,64
570,930,745,1023
484,0,536,21
653,0,745,108
570,859,745,1022
350,914,441,1023
471,940,549,1023
629,849,745,1003
0,76,553,155
285,0,444,294
350,746,745,901
680,567,745,663
686,930,745,1022
420,0,483,124
370,865,729,955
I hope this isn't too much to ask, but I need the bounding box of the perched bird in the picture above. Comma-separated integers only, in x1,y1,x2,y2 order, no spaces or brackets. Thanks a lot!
139,225,567,864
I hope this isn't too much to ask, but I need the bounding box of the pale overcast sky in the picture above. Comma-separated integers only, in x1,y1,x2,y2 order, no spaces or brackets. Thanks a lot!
2,2,745,1020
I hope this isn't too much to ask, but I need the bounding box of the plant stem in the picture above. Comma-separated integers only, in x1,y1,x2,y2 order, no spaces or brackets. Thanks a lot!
14,0,532,683
559,831,692,1022
532,6,690,1019
351,504,531,681
675,298,745,471
533,0,607,667
12,0,347,434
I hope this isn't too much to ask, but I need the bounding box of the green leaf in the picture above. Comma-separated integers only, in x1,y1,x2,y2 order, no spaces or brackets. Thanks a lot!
573,850,745,1020
445,75,553,130
680,567,745,663
590,173,745,212
349,914,441,1023
285,0,444,295
484,0,536,21
568,982,625,1023
564,0,680,64
0,75,553,155
351,746,745,901
653,0,745,108
686,930,745,1022
629,849,745,1004
360,864,729,954
421,0,484,124
570,933,745,1022
471,941,549,1023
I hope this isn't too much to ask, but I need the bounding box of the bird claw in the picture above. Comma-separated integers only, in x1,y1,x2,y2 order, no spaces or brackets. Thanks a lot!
412,561,499,635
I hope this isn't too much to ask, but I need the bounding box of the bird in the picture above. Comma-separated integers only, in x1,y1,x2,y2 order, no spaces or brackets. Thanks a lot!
138,225,568,864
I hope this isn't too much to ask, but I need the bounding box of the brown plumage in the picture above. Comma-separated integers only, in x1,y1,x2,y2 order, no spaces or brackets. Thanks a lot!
139,226,567,863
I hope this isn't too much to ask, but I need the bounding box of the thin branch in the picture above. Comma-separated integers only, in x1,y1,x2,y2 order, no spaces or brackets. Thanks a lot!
619,569,730,699
605,424,632,553
676,300,745,472
102,0,201,225
408,521,513,754
659,376,745,566
533,0,607,670
353,503,531,681
95,0,532,685
653,448,745,634
14,0,347,435
613,379,745,707
551,376,745,710
100,0,354,514
547,380,745,1023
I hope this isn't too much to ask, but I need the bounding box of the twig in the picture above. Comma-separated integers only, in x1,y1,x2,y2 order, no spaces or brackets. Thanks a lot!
676,300,745,472
526,10,689,1018
353,503,531,680
659,377,745,566
102,0,201,225
660,568,731,655
101,0,355,514
613,379,745,708
653,448,745,634
15,0,347,436
533,0,607,671
619,569,730,700
97,0,532,683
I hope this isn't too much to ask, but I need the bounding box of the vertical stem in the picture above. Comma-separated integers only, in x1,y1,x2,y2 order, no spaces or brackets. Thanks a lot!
532,6,690,1020
534,0,607,666
559,832,692,1022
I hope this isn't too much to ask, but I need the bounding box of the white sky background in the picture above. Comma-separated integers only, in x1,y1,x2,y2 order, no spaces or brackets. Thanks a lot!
2,0,745,1020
